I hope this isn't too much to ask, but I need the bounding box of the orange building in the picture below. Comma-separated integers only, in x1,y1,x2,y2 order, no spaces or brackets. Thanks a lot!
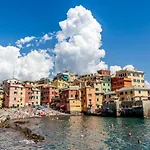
60,86,81,113
111,77,132,91
81,86,96,113
41,85,59,106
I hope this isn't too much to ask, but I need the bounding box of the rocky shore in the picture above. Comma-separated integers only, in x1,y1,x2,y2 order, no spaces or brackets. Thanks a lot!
0,107,69,143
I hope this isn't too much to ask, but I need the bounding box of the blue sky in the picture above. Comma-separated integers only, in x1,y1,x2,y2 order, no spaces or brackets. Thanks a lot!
0,0,150,81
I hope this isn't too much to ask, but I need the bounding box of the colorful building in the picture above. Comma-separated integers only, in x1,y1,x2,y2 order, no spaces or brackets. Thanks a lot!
116,69,145,87
51,79,69,89
41,85,59,106
60,86,82,113
3,78,25,108
54,72,69,81
24,82,41,106
116,86,150,101
103,91,118,104
101,76,111,93
111,77,132,91
81,86,96,113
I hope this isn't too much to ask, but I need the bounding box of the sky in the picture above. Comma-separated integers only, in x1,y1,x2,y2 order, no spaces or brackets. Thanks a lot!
0,0,150,85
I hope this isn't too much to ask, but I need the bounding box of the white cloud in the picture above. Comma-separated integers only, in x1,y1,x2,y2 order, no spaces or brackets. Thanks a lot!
54,5,106,74
110,65,135,75
40,34,52,43
123,65,134,71
0,45,54,81
145,81,150,88
110,65,122,75
16,36,35,48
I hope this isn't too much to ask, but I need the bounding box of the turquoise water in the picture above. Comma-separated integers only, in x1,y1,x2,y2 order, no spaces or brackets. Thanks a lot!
0,116,150,150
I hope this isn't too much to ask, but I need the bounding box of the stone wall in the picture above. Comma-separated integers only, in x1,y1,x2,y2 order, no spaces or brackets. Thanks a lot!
142,101,150,117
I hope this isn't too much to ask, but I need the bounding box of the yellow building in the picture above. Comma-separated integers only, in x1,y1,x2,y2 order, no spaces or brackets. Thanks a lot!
60,86,82,113
116,69,145,87
103,91,118,103
79,73,102,82
116,86,150,101
51,79,69,89
0,87,4,108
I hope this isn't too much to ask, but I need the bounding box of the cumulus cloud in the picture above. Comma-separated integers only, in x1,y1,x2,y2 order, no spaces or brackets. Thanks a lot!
110,65,135,75
110,65,122,75
54,5,106,74
145,81,150,88
40,34,52,43
123,65,134,71
16,36,35,48
0,45,54,81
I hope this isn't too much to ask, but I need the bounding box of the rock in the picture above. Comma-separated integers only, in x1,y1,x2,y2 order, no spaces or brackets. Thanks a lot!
14,120,29,124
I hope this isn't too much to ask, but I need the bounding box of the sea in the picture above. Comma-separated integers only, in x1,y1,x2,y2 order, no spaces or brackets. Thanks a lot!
0,116,150,150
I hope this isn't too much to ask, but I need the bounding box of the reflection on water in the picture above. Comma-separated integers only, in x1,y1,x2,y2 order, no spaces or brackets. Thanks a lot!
0,116,150,150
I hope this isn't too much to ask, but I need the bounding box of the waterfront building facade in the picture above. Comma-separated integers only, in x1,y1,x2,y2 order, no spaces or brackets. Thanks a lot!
24,82,41,106
41,85,59,106
60,86,82,113
81,86,96,113
116,69,145,87
3,78,25,108
116,86,150,101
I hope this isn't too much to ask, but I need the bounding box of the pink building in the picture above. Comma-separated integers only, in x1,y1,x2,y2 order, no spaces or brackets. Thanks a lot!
24,82,41,106
41,85,59,106
3,78,25,108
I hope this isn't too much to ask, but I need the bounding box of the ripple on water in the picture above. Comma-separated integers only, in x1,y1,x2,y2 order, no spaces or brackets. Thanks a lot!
0,116,150,150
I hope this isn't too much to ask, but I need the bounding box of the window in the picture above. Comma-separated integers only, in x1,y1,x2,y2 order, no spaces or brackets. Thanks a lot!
36,96,38,99
20,98,22,101
137,80,140,83
133,79,136,82
130,91,133,94
71,95,73,97
95,88,99,91
97,98,99,102
120,82,122,85
15,87,17,90
138,90,141,94
14,98,16,100
120,92,123,95
21,88,23,90
36,102,38,104
103,83,105,86
141,80,144,83
125,92,127,94
20,92,22,95
88,94,92,96
37,91,38,94
128,73,131,76
14,92,17,94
